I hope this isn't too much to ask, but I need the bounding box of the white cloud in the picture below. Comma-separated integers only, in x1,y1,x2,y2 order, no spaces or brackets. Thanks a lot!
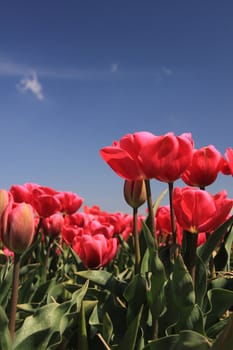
110,63,118,73
17,71,44,101
162,66,172,76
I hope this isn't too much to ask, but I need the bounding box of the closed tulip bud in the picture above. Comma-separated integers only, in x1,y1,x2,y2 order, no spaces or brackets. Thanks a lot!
0,189,11,218
124,179,147,209
1,202,35,254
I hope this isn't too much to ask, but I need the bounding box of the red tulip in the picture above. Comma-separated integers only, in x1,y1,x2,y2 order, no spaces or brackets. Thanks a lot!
1,202,35,254
222,147,233,176
0,189,11,218
100,131,156,180
173,187,233,233
72,233,118,268
42,213,64,237
56,191,83,215
181,145,224,188
31,187,61,218
156,205,182,245
140,132,194,182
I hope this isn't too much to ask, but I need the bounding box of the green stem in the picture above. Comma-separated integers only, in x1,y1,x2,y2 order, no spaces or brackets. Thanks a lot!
183,231,198,285
9,253,21,341
145,179,155,237
168,182,176,244
133,207,140,274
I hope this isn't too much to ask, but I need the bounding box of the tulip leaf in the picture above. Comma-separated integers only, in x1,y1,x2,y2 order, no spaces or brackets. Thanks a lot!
144,330,211,349
195,253,207,308
123,274,146,324
102,312,113,344
0,263,13,308
172,255,195,309
214,225,233,271
0,305,12,350
118,305,143,350
211,314,233,350
77,270,113,286
77,301,89,350
198,215,233,265
206,288,233,329
14,281,89,349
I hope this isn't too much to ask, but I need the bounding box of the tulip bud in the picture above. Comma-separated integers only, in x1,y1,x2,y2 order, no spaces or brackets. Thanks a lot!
1,202,35,254
124,179,146,209
0,189,11,218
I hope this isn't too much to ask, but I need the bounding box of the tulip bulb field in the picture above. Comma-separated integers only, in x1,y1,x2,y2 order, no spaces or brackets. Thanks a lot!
1,131,233,350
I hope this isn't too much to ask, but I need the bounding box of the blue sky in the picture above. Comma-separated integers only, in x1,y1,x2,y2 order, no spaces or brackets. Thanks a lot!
0,0,232,213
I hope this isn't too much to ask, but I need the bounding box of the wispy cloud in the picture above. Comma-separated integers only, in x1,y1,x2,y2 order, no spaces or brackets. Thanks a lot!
162,66,173,76
110,63,118,73
0,61,30,76
17,71,44,101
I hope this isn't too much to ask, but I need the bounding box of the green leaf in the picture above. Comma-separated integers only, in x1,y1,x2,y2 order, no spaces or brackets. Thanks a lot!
172,255,195,309
214,225,233,271
144,330,211,349
77,301,88,350
14,281,89,349
118,305,143,350
123,274,146,324
77,270,126,297
212,314,233,350
198,215,233,265
195,253,207,308
0,305,12,350
0,264,13,308
77,270,113,286
143,334,179,349
206,288,233,329
146,252,167,319
103,312,113,344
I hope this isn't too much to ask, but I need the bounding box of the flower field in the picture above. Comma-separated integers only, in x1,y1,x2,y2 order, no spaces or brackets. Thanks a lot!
0,131,233,349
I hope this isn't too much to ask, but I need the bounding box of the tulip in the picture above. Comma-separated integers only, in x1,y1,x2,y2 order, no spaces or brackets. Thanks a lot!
181,145,224,188
32,186,61,218
100,131,156,180
173,187,233,234
72,233,118,269
123,179,146,209
156,205,182,245
140,132,194,182
0,189,11,218
56,191,83,215
222,147,233,176
42,213,64,237
1,202,35,254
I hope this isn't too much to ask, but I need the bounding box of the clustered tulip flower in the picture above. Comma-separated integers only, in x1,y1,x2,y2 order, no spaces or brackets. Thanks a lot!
181,145,224,188
100,131,194,182
173,187,233,234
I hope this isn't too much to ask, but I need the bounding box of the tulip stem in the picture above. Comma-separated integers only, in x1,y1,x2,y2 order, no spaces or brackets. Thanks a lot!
145,179,155,237
133,207,140,274
168,183,176,243
168,182,179,259
183,231,198,285
9,253,21,342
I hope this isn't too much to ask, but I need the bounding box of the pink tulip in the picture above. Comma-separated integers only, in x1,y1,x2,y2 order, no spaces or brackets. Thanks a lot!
100,131,156,180
173,187,233,233
1,202,35,254
42,213,64,237
182,145,224,188
222,147,233,176
72,233,118,268
56,191,83,214
140,132,194,182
